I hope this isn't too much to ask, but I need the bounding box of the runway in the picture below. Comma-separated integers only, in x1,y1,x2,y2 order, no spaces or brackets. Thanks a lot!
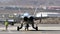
0,24,60,30
0,30,60,34
0,24,60,34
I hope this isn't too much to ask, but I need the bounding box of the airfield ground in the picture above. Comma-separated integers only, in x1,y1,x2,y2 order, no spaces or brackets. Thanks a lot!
0,24,60,34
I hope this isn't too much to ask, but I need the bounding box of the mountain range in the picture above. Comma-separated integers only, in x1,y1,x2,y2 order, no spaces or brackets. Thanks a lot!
0,0,60,6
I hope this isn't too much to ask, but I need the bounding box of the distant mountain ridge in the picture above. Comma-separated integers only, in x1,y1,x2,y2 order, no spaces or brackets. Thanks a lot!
0,0,60,6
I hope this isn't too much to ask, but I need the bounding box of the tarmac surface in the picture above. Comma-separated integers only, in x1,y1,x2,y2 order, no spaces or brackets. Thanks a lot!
0,24,60,34
0,30,60,34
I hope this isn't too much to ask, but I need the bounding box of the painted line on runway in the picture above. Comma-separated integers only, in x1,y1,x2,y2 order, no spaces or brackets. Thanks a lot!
1,27,60,30
8,29,13,33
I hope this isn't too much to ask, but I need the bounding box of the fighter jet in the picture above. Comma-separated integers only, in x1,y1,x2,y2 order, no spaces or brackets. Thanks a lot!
20,12,32,18
35,12,60,20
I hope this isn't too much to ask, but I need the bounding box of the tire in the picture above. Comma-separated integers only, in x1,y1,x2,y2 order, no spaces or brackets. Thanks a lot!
36,26,38,31
17,26,19,31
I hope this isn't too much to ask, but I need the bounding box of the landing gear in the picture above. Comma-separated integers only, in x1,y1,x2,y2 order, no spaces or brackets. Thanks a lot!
31,24,38,31
17,23,38,31
25,24,29,31
17,23,23,31
17,26,20,31
36,26,38,31
17,16,38,31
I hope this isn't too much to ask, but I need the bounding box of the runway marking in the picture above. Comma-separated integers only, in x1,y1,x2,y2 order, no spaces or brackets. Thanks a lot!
1,27,60,31
8,29,13,33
